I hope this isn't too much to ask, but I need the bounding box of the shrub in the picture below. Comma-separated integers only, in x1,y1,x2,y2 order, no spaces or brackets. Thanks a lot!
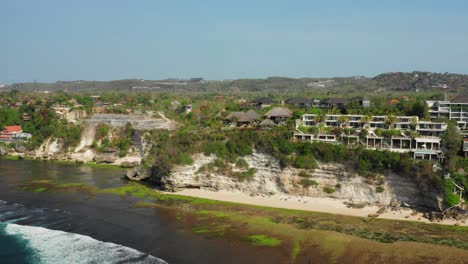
298,170,311,178
178,153,194,165
444,179,462,207
294,155,318,170
233,168,257,182
300,179,318,188
96,124,110,140
375,186,385,193
323,186,335,194
236,158,249,168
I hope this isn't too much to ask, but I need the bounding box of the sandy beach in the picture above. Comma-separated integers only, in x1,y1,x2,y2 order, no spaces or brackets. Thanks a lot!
174,189,468,227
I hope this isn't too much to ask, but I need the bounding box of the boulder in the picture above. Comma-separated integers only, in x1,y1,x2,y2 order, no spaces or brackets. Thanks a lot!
15,144,27,153
126,166,151,181
0,145,7,156
121,161,136,168
94,153,117,164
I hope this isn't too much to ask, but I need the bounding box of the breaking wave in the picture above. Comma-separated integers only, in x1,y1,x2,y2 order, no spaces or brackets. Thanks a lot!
0,222,167,264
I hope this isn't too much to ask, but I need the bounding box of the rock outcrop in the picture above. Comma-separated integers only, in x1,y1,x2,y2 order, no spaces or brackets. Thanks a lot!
126,166,151,181
15,144,27,153
0,145,7,156
94,153,118,164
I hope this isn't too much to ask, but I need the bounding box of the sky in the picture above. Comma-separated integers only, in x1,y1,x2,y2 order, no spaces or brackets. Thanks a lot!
1,0,468,83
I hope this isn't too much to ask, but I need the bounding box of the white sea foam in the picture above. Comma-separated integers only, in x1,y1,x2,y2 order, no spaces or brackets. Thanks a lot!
5,223,167,264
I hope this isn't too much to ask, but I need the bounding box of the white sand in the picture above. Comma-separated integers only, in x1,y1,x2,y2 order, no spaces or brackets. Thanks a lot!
173,189,467,226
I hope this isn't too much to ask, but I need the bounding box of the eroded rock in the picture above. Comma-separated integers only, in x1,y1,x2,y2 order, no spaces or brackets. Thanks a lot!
0,146,7,156
94,153,117,164
126,166,151,181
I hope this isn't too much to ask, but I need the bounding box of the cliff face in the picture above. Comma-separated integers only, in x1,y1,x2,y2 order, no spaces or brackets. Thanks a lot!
161,152,443,210
10,123,142,167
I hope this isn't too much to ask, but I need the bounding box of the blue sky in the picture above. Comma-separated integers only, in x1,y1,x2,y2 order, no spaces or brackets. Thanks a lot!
1,0,468,83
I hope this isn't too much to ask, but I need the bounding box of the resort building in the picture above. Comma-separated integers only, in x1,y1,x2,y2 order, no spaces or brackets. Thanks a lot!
0,125,32,143
265,107,293,124
427,95,468,131
296,113,447,160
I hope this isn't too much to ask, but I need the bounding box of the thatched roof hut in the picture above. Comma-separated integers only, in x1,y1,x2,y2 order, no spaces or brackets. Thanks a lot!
265,107,292,118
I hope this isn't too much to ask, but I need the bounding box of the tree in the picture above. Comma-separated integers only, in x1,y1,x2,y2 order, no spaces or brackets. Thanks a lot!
385,114,397,129
409,101,428,119
442,122,462,172
337,115,350,128
360,115,372,129
314,113,325,124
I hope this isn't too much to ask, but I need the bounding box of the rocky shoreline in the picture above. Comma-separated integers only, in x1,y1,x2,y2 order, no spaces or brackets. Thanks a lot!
154,151,467,225
0,144,140,168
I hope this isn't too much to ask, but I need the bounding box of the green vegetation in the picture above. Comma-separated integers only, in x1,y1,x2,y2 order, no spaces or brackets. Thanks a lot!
444,179,461,207
375,186,385,193
232,168,257,182
247,235,281,247
235,158,249,168
293,155,318,170
291,241,301,261
442,122,462,172
323,186,336,194
299,178,318,188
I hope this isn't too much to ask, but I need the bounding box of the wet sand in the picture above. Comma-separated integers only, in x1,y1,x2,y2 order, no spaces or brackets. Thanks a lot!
174,189,467,226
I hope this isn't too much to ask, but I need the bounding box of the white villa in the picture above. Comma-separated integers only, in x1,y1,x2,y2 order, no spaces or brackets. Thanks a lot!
295,114,447,160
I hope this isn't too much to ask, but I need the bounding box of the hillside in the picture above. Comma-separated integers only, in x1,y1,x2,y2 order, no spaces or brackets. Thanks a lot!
1,71,467,96
373,71,468,94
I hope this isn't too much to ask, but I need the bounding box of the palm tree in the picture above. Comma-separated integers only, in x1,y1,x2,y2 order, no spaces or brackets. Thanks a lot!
411,116,418,130
314,113,325,124
360,114,372,129
337,115,350,128
386,114,397,129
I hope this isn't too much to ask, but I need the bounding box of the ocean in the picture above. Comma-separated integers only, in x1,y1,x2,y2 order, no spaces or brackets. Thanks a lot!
0,200,167,264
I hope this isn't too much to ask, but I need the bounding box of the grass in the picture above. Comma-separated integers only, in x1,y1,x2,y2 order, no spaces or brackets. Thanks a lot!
33,187,47,192
3,155,20,160
247,235,281,247
291,241,301,260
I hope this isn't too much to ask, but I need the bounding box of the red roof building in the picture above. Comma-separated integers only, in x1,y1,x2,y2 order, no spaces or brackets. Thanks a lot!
3,125,22,133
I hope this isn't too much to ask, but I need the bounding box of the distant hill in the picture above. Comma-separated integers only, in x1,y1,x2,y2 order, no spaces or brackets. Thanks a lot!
1,71,467,96
373,71,468,94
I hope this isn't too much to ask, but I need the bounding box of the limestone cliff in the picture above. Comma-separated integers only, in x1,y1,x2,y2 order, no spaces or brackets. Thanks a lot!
160,152,443,210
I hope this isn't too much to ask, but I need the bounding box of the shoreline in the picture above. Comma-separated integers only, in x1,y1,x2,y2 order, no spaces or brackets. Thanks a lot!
1,154,124,169
172,188,468,227
3,157,466,226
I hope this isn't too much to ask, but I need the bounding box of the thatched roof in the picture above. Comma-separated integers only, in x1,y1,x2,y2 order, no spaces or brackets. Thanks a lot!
245,109,260,120
265,107,292,118
259,118,275,126
225,111,245,120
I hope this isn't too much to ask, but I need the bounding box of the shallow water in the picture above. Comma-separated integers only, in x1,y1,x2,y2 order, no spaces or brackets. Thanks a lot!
0,159,283,264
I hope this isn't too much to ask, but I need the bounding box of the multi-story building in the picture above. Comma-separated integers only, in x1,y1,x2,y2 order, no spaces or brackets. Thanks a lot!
296,114,447,160
301,114,417,130
427,95,468,131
